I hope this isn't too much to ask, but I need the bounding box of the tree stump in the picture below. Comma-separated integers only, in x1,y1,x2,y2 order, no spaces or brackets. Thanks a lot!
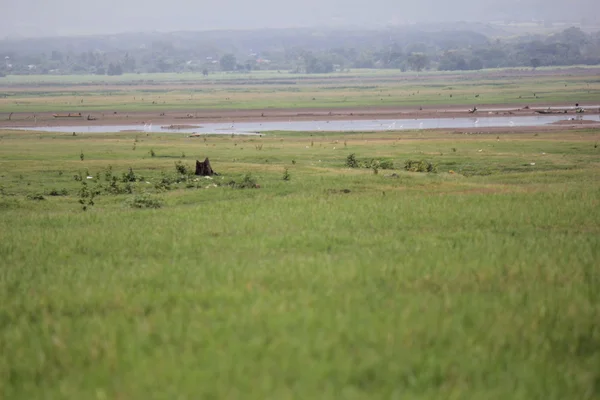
195,158,217,176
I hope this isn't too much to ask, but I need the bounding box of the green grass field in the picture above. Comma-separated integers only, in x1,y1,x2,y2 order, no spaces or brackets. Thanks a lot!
2,68,600,113
1,126,599,399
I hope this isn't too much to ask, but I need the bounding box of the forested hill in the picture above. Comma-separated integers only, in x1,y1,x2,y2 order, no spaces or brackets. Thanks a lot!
1,25,599,76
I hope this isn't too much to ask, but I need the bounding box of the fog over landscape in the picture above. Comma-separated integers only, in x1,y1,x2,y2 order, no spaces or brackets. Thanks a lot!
2,0,600,37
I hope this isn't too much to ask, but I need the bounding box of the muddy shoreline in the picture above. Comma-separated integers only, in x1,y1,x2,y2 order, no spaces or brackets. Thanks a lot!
1,103,599,128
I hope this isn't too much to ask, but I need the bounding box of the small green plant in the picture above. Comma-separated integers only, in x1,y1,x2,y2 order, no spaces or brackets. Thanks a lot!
404,160,437,173
104,165,113,181
128,193,163,209
283,168,291,181
175,161,189,175
73,172,83,181
228,173,259,189
80,151,84,161
47,188,68,196
345,153,360,168
150,149,156,157
122,168,143,183
372,161,380,175
26,193,45,201
452,147,457,152
78,182,95,211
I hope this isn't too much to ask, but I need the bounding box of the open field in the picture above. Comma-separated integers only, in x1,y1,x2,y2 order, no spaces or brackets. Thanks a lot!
1,67,600,118
1,123,599,398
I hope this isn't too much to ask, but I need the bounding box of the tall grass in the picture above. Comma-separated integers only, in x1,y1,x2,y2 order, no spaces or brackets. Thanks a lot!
0,127,599,399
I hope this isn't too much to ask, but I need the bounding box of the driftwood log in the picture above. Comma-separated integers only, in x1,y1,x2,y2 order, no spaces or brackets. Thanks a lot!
195,158,218,176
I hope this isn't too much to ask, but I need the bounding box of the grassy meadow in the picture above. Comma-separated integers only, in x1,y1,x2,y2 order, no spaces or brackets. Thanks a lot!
1,125,599,399
1,68,600,114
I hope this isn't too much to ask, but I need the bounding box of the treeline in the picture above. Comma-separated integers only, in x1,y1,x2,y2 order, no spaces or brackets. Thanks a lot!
0,26,599,76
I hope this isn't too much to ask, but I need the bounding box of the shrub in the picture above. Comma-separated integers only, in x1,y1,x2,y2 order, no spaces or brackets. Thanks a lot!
228,173,259,189
104,166,113,181
128,194,163,209
174,161,189,175
122,167,143,182
345,153,360,168
404,160,437,173
283,168,291,181
47,188,68,196
27,193,45,201
379,159,394,170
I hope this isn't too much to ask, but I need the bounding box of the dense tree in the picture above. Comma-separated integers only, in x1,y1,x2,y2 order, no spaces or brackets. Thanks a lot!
0,27,598,75
407,52,429,71
107,63,123,75
220,54,237,71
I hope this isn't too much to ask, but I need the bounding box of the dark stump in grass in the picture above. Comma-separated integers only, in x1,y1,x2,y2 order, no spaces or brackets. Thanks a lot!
195,158,218,176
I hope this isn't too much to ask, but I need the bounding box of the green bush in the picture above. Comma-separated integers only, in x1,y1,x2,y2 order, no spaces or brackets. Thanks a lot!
26,193,45,201
128,194,163,209
174,161,189,175
404,160,437,173
122,168,144,183
47,188,68,196
345,153,360,168
228,173,259,189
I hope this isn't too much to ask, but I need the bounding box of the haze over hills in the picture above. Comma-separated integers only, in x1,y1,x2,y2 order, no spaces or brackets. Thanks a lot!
2,0,600,38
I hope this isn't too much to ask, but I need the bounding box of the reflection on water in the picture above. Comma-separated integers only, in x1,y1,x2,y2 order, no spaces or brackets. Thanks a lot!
5,115,600,135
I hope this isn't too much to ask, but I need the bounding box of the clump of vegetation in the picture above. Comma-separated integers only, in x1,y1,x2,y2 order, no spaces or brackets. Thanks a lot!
79,150,84,161
283,168,291,181
174,161,190,175
122,168,144,183
78,182,95,211
26,193,45,201
404,159,438,173
106,176,134,195
104,165,113,181
128,193,163,209
228,173,259,189
346,154,394,170
150,149,156,157
345,153,360,168
47,188,68,196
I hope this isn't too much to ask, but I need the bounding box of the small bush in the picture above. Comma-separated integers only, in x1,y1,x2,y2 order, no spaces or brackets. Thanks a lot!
174,161,189,175
378,159,394,170
150,149,156,157
345,153,360,168
27,193,45,201
122,168,143,183
404,160,437,173
105,176,133,195
47,188,68,196
128,194,163,209
228,173,259,189
78,181,95,211
104,165,113,181
283,168,291,181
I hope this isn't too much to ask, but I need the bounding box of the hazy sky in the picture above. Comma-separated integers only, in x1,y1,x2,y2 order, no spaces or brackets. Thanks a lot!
1,0,599,37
